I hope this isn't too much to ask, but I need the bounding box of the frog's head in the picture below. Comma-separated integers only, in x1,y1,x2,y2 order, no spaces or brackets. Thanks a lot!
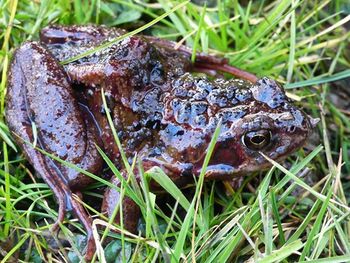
202,77,318,178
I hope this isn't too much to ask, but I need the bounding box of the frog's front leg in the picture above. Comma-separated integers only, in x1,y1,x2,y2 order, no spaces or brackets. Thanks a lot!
6,42,104,259
102,173,141,232
102,159,192,233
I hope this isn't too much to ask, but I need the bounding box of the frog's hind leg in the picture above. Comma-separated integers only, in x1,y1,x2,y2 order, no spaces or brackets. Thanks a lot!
193,61,258,83
6,42,103,259
39,25,126,64
39,25,125,45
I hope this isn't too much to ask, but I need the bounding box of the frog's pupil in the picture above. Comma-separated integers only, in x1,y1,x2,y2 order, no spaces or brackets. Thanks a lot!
251,135,265,145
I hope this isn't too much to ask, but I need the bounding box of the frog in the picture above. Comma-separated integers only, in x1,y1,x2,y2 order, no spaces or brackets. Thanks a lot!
5,25,318,259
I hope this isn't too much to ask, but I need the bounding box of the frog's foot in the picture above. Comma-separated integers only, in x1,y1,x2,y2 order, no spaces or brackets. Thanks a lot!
39,25,257,82
69,193,96,260
51,189,96,261
49,190,95,260
40,25,258,83
40,24,125,45
51,192,67,232
52,189,95,260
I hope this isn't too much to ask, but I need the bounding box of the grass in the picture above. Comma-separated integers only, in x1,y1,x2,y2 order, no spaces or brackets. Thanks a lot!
1,0,350,262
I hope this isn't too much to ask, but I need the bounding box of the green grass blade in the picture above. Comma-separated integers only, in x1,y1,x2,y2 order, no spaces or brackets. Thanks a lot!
285,69,350,89
286,0,296,82
147,167,190,210
299,255,350,263
299,182,332,261
0,123,17,152
270,189,286,245
257,239,304,263
191,4,206,62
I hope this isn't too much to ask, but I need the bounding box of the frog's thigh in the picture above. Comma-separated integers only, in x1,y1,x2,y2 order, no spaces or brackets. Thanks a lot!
28,43,101,184
7,42,104,220
6,42,76,195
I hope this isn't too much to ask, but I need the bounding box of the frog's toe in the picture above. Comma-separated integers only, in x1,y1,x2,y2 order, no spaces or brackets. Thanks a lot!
69,193,96,259
84,232,96,261
51,196,66,232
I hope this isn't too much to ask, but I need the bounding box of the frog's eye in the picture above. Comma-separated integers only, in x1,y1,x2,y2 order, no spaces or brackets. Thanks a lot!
242,129,272,150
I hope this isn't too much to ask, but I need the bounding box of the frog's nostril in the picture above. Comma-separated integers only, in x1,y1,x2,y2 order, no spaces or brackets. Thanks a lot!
288,125,296,132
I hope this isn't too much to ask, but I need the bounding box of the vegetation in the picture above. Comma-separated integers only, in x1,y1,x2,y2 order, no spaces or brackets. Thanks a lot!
0,0,350,262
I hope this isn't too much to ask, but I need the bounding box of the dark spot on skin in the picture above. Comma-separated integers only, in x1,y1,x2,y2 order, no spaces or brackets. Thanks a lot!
173,87,188,98
150,61,165,86
146,119,161,129
133,121,142,131
176,130,184,136
235,88,251,102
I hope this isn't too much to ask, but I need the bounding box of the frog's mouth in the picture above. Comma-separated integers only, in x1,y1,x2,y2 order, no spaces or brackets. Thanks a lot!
196,160,275,180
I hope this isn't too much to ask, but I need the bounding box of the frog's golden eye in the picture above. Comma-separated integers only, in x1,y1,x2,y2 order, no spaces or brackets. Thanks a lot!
243,129,272,150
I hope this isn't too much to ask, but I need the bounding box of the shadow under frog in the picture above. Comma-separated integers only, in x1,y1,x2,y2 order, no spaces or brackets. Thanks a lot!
5,25,318,259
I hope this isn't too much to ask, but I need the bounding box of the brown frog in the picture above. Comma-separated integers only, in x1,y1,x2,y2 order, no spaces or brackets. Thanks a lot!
5,25,318,258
